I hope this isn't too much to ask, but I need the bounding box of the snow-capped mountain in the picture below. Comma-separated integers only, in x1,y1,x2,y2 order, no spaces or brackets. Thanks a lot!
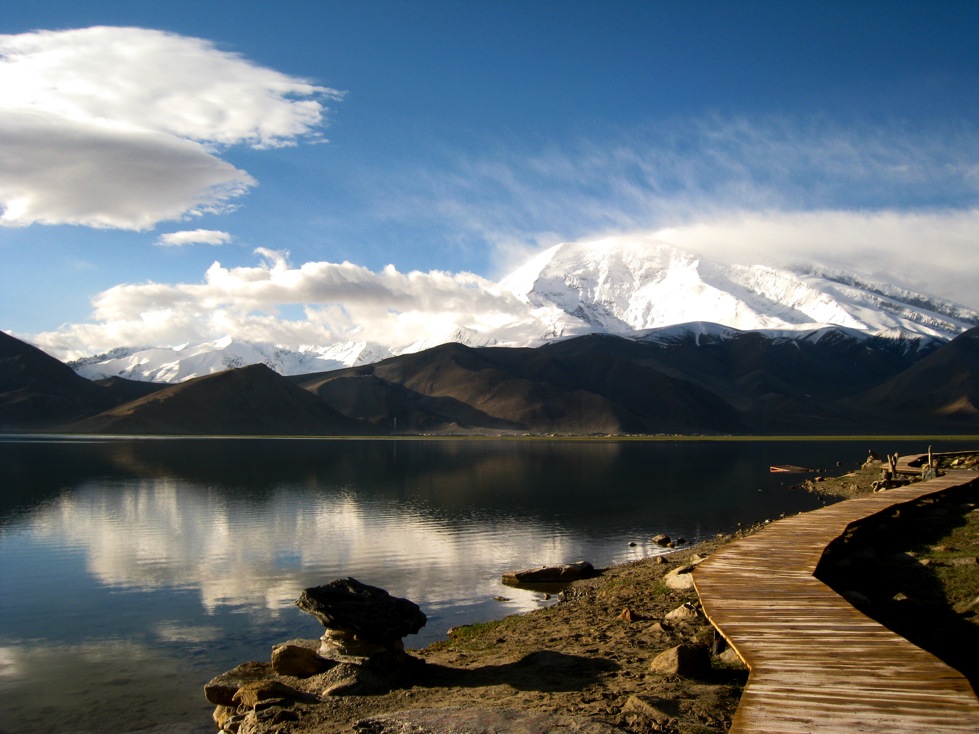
500,238,978,338
71,336,392,383
70,238,979,383
398,326,500,355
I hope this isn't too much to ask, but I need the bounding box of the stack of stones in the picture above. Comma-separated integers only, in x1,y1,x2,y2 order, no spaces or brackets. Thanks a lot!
204,578,426,733
296,577,427,663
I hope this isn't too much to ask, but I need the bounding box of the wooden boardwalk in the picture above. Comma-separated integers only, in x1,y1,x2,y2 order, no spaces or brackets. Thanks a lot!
693,466,979,733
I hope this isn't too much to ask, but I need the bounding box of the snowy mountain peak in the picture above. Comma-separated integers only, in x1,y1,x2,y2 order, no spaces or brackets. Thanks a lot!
500,238,702,332
401,326,500,355
498,237,979,339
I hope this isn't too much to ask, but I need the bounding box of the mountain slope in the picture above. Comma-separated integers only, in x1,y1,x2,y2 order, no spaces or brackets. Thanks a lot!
295,338,744,435
852,327,979,423
69,363,374,435
68,336,386,383
0,330,161,430
295,323,975,435
6,324,979,436
622,324,942,431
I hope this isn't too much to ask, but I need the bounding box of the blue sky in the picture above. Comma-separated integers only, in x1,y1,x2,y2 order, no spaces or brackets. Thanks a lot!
3,1,979,358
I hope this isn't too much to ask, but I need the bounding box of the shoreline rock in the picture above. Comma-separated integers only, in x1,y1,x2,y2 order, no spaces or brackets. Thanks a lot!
501,560,597,585
205,534,748,734
295,578,427,662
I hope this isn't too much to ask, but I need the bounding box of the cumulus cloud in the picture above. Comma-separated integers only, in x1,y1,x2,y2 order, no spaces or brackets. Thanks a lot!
31,249,531,360
0,26,342,229
156,229,233,247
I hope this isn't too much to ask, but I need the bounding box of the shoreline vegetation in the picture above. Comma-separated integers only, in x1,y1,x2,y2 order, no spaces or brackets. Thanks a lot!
206,450,979,734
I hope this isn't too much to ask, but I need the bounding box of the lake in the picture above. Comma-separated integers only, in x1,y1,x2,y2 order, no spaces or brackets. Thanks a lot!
0,435,971,733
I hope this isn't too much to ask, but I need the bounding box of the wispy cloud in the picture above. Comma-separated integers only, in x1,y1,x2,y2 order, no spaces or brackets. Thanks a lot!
366,115,979,305
650,208,979,311
0,26,342,229
396,117,979,251
156,229,232,247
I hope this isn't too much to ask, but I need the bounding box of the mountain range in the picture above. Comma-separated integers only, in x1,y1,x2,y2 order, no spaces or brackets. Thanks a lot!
3,322,978,435
68,239,979,383
4,239,978,435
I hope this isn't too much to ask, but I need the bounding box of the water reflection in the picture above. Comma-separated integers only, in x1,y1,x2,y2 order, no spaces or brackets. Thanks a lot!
0,639,213,734
22,477,577,617
1,436,968,734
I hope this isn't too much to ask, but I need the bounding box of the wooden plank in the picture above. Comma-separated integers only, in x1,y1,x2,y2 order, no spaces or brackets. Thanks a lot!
693,467,979,732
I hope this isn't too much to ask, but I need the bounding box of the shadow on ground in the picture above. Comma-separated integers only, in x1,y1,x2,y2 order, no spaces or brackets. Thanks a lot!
817,481,979,690
416,650,620,692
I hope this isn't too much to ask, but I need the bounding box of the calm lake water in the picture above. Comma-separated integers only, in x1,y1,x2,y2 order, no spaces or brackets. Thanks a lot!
1,435,972,733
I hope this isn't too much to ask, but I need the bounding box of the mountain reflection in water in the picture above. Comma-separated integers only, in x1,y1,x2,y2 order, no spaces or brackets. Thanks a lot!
1,436,967,733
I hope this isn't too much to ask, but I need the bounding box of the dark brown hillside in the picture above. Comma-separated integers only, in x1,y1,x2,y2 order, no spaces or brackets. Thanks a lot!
296,328,973,435
303,370,528,433
520,335,742,430
0,330,117,429
299,344,626,434
93,375,166,403
624,328,941,432
375,343,637,433
5,324,978,436
296,339,743,434
69,363,374,435
851,327,979,423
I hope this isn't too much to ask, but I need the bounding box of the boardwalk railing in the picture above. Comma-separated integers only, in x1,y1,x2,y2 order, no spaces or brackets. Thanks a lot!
693,466,979,733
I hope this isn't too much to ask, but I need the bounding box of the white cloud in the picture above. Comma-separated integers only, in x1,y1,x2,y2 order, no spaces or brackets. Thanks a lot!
366,115,979,308
0,110,254,228
30,249,531,360
156,229,233,247
0,26,342,229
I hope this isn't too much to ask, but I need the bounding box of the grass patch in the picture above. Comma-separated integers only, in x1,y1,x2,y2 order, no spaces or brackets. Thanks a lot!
818,480,979,687
916,506,979,619
426,618,511,652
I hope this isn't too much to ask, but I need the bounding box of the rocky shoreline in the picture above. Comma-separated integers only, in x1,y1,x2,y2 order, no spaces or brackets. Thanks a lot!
204,454,979,734
205,533,749,734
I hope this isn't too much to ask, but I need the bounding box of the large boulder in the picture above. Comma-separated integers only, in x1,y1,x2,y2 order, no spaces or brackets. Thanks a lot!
295,578,426,654
715,646,747,669
502,560,596,585
664,602,699,621
231,680,302,708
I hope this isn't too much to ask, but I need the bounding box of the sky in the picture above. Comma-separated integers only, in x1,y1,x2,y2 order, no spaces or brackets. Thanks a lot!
2,1,979,360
